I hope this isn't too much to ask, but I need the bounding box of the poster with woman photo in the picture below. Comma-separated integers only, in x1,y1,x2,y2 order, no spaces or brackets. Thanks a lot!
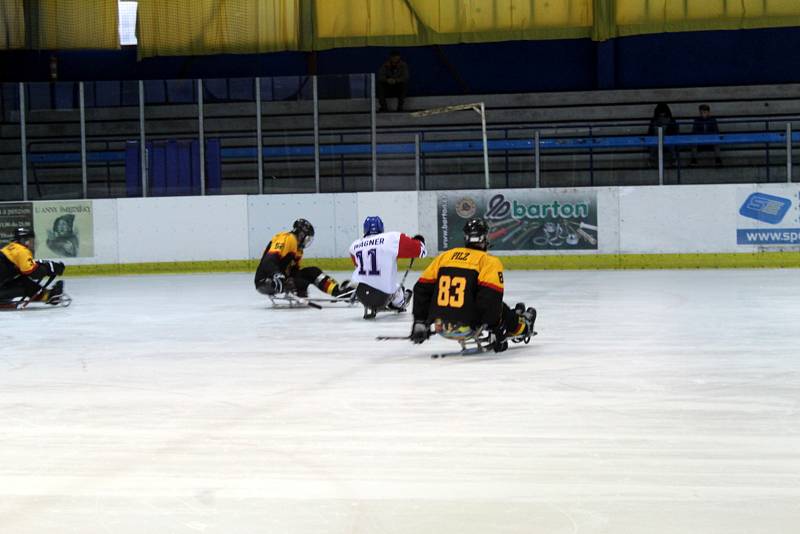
33,201,94,258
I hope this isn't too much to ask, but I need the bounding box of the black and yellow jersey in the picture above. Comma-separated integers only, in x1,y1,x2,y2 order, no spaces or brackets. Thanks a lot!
256,231,304,280
412,246,505,328
0,242,36,284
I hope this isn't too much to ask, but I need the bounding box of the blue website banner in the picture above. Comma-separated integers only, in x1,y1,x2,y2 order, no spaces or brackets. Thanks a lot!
736,188,800,246
737,228,800,245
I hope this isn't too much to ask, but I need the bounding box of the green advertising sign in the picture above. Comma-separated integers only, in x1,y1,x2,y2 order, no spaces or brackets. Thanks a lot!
438,191,598,251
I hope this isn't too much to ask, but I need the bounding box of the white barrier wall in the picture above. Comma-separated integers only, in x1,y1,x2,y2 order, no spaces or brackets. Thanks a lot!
14,183,799,266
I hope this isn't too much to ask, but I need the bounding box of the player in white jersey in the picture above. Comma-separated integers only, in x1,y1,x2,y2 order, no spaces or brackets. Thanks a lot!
348,216,426,319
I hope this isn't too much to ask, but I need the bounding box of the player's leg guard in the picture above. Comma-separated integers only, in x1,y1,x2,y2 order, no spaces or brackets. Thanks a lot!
256,276,279,295
0,283,25,302
44,281,64,305
313,271,353,297
313,272,339,295
298,267,352,297
387,286,411,311
508,302,536,339
0,276,41,301
293,267,323,296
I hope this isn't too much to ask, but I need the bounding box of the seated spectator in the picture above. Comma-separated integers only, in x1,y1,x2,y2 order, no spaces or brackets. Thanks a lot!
690,104,722,167
377,50,409,112
647,102,679,168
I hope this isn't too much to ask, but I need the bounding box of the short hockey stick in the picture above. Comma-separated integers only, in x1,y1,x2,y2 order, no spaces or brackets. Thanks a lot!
399,257,415,288
16,275,56,309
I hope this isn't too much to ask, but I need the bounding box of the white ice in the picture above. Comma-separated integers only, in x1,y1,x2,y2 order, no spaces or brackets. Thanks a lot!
1,270,799,534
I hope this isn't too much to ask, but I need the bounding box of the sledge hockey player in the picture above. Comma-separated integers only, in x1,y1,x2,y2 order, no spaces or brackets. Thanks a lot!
0,227,66,306
254,218,352,299
348,215,426,319
409,218,536,352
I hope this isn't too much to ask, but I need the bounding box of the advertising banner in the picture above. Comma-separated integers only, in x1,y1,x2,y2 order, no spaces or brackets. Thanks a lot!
0,202,34,244
33,201,94,257
736,189,800,246
438,190,598,251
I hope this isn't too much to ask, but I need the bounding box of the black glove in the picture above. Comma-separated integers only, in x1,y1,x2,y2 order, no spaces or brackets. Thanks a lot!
257,273,287,295
410,321,430,344
491,326,508,353
282,275,296,294
256,281,272,295
412,234,425,244
41,260,65,276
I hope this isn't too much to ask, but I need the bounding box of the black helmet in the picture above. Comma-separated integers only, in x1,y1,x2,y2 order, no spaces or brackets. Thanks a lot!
463,218,489,250
13,227,35,242
292,218,315,249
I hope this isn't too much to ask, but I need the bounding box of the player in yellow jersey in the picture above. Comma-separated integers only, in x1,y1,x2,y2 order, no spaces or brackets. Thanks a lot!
0,227,66,305
409,218,535,351
254,218,351,299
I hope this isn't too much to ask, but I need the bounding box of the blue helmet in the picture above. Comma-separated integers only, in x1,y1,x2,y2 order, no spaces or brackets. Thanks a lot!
363,216,384,236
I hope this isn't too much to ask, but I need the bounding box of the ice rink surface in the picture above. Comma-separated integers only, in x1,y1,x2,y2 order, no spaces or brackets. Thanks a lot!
1,269,799,534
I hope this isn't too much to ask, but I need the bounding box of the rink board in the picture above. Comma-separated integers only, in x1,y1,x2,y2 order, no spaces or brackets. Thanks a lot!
3,183,800,272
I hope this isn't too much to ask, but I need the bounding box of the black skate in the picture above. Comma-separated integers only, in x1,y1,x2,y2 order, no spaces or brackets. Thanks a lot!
510,303,537,343
46,281,65,305
387,288,413,313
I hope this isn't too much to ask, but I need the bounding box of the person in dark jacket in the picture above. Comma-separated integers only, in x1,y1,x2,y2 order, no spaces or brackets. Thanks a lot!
647,102,680,168
690,104,722,167
377,50,409,112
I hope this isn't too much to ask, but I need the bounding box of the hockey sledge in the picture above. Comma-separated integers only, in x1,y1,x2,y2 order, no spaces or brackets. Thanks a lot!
361,305,408,319
376,320,536,359
0,276,72,311
0,292,72,311
430,321,536,359
268,288,357,309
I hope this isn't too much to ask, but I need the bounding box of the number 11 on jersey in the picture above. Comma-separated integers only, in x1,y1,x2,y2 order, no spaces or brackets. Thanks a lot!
355,248,381,276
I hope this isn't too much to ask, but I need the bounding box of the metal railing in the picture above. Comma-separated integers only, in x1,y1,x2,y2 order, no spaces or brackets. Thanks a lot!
1,76,798,201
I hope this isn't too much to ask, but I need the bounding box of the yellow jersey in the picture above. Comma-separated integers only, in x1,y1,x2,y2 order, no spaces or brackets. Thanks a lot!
263,231,303,275
412,247,505,328
0,242,36,283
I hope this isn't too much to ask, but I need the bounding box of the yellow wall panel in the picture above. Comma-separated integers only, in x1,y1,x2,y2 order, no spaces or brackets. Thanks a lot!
314,0,417,38
37,0,118,49
410,0,591,33
758,0,800,16
617,0,800,24
0,0,24,49
533,0,592,28
134,0,800,57
138,0,299,56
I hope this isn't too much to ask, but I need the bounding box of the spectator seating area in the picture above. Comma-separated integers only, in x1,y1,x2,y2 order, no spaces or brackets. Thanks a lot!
1,80,799,200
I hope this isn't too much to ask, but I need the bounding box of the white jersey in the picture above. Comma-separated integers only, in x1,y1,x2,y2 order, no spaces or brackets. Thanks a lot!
348,231,425,294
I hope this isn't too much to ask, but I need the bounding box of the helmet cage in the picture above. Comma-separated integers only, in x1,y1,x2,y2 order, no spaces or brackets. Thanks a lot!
292,219,315,249
463,218,489,250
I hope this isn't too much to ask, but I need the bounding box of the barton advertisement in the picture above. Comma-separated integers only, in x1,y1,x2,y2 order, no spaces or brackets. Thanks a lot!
438,190,598,251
